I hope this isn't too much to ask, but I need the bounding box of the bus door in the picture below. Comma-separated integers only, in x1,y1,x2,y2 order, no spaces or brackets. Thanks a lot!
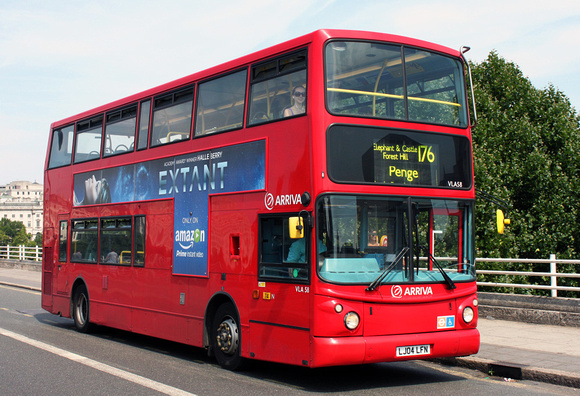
251,213,312,365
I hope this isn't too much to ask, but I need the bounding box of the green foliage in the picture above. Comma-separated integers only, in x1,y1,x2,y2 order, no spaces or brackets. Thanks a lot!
33,232,43,246
0,218,36,247
471,52,580,296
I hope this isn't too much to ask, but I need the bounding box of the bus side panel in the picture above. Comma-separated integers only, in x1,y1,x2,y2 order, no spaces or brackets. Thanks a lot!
41,245,53,311
43,167,73,315
130,204,205,346
248,322,311,366
88,265,133,331
130,267,204,345
209,193,262,358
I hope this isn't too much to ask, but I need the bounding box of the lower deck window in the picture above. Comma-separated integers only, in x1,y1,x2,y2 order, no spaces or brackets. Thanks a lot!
59,220,68,262
71,219,98,263
68,215,146,266
100,217,132,265
134,216,146,266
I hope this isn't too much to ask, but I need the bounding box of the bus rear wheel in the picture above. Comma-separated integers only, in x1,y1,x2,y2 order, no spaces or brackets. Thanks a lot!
72,285,91,333
212,303,243,370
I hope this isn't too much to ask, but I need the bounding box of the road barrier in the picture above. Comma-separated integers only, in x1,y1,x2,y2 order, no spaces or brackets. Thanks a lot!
0,245,42,262
1,245,578,297
476,255,580,297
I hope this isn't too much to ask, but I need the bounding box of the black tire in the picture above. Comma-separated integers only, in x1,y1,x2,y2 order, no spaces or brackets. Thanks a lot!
72,285,91,333
212,303,244,370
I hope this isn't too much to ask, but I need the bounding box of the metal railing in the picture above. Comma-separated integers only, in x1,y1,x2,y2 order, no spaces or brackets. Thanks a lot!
0,245,42,262
0,245,578,297
476,255,580,297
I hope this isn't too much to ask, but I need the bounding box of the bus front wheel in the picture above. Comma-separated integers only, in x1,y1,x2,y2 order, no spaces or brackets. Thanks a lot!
72,285,91,333
212,303,243,370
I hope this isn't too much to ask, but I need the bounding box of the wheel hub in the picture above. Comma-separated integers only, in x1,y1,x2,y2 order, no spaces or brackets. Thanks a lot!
216,318,239,355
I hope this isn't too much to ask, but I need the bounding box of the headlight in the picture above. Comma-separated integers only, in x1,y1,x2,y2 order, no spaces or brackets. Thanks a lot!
344,311,360,330
463,306,474,323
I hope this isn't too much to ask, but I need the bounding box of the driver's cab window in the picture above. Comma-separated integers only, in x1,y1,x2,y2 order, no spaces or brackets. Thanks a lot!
259,214,310,282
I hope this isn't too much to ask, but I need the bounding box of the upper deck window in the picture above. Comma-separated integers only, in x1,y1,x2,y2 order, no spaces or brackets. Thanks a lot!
150,86,194,147
137,100,151,150
325,41,468,127
74,116,103,164
195,69,248,136
248,50,307,125
103,105,137,157
48,125,74,169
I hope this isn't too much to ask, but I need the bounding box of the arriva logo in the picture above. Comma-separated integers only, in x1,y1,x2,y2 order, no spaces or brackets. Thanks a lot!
391,285,433,298
264,193,275,210
264,192,302,211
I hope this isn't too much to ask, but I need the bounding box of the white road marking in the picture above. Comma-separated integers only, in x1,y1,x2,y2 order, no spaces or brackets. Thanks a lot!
0,327,196,396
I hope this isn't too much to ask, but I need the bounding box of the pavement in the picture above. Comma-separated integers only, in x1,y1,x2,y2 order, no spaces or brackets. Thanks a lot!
1,266,579,389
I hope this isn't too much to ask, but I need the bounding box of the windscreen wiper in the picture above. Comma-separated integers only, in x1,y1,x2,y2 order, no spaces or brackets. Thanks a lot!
426,251,456,290
366,247,409,291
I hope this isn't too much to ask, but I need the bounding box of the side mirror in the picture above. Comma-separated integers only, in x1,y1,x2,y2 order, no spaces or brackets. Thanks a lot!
289,216,304,239
496,209,511,234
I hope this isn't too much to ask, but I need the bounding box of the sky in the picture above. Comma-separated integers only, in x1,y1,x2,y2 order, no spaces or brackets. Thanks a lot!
1,0,579,186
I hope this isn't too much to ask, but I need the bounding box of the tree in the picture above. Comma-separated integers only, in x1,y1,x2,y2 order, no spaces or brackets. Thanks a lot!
471,52,580,296
0,218,35,247
0,218,26,244
33,233,43,246
0,229,9,246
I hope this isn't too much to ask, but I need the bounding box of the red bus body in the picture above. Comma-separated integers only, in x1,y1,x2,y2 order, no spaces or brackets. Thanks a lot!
42,29,479,369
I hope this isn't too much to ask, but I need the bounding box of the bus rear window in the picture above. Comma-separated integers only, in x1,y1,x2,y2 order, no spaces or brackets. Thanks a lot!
48,125,74,169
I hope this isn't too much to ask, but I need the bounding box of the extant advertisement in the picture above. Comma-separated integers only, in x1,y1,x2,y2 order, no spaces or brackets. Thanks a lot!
73,140,266,276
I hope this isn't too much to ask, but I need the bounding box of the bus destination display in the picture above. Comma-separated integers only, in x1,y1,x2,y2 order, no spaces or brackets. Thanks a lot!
372,138,439,185
327,125,471,189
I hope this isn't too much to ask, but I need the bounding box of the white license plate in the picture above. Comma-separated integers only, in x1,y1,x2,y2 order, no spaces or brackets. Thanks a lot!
396,344,431,357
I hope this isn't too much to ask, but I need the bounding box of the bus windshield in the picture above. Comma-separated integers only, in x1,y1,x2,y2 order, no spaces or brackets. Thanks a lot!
325,41,468,127
317,195,475,285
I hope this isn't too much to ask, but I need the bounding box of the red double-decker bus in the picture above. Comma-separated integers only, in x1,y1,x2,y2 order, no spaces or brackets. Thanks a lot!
42,29,479,369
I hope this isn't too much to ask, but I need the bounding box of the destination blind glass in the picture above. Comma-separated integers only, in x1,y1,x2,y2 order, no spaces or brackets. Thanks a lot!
327,125,471,188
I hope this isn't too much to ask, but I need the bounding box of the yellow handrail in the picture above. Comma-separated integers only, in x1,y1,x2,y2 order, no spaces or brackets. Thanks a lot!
327,87,461,107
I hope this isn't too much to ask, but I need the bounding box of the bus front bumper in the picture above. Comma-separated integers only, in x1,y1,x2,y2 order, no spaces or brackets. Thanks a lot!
310,328,479,368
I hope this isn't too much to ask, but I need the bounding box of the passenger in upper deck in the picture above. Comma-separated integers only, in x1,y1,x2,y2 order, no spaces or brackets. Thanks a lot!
283,86,306,117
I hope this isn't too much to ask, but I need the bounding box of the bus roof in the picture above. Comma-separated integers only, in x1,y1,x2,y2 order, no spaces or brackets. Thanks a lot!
49,29,461,129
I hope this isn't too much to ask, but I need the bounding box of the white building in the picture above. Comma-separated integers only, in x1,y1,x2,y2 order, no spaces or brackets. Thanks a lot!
0,181,43,237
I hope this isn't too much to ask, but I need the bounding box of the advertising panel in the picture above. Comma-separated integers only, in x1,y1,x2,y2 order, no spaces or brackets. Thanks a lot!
73,140,266,275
